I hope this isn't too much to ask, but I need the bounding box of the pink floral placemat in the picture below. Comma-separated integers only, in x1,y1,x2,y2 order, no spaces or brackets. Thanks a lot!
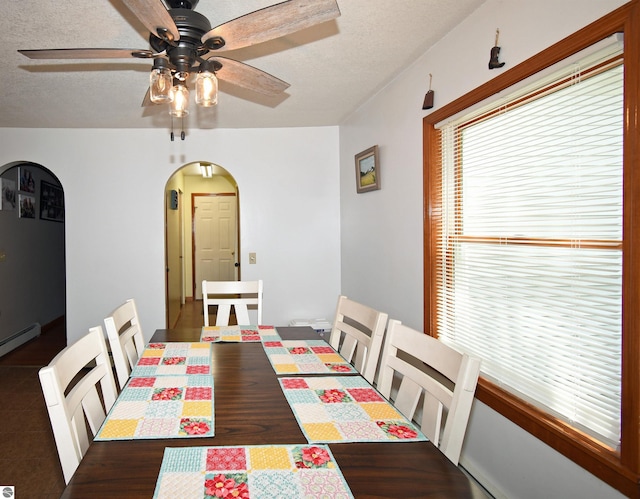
263,339,358,375
200,325,280,343
152,444,354,499
130,342,212,377
95,374,214,440
279,376,427,444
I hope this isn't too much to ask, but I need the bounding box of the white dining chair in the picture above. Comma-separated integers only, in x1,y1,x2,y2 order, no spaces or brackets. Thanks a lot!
104,298,145,389
39,326,118,484
328,295,388,384
202,279,263,326
377,319,481,465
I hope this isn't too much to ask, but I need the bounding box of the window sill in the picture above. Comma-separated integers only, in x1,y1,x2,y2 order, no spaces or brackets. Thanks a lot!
476,378,639,497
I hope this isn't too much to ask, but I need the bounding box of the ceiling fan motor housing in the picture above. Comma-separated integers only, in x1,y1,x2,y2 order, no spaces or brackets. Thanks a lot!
150,8,212,73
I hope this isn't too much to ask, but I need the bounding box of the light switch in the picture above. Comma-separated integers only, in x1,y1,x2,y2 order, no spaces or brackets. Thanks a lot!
249,252,256,264
0,251,6,262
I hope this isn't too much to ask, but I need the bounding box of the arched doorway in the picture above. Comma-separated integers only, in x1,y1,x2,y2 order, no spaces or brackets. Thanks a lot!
0,161,66,354
164,161,239,328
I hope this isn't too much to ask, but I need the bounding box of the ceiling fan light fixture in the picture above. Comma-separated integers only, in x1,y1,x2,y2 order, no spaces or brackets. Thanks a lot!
169,83,189,117
195,62,218,107
149,59,173,103
200,163,213,178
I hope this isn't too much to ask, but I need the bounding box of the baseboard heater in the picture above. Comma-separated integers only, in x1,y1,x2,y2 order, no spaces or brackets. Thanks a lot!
0,322,41,358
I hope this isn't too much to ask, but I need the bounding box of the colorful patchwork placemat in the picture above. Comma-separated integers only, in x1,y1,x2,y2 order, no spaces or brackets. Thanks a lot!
200,325,281,343
279,376,427,444
152,444,354,499
95,374,214,440
130,342,212,377
263,339,358,375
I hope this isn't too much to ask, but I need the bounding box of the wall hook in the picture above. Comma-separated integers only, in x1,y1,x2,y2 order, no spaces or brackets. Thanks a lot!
489,28,506,69
422,73,435,109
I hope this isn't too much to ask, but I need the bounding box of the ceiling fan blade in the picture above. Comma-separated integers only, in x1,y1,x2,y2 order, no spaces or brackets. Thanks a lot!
18,48,157,59
206,56,290,96
202,0,340,52
122,0,180,42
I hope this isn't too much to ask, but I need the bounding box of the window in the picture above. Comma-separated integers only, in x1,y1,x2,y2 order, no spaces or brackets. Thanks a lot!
437,51,623,448
423,2,640,495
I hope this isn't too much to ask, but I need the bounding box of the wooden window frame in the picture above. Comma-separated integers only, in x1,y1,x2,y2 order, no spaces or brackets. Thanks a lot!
422,1,640,496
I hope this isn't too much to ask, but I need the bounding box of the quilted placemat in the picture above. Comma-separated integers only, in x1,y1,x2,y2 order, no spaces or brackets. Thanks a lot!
130,342,212,377
152,444,354,499
279,376,427,444
200,325,281,343
95,374,214,440
263,339,358,375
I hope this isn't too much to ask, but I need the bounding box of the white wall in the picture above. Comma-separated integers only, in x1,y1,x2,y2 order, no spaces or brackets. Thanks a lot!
0,126,341,344
0,164,65,341
339,0,628,498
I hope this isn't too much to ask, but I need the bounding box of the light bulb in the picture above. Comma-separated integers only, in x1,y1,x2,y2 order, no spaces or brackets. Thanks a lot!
195,70,218,107
149,63,173,104
169,84,189,117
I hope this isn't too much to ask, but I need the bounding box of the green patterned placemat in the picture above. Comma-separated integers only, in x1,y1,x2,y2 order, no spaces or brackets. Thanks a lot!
280,375,427,443
200,325,281,342
263,339,358,375
153,444,354,499
96,374,214,440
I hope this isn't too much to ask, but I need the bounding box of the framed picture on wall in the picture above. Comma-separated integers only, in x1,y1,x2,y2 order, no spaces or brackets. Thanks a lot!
19,194,35,219
40,180,64,222
18,166,36,193
0,178,17,211
355,145,380,193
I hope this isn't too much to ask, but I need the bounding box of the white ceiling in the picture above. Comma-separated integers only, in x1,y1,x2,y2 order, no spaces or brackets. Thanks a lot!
1,0,484,131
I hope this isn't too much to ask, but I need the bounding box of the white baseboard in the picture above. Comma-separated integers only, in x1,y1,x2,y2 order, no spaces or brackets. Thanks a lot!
0,323,41,357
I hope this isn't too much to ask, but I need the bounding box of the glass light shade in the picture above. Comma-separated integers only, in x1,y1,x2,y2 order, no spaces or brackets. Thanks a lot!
195,71,218,107
169,84,189,117
149,67,173,103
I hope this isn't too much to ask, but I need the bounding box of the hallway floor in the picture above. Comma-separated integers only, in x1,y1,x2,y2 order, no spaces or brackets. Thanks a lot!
0,300,204,498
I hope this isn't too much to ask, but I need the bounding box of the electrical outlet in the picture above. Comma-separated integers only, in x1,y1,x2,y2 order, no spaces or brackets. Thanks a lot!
249,252,256,264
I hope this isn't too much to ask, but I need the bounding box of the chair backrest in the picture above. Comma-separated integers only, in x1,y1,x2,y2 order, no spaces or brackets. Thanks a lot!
328,295,388,383
104,298,145,389
202,280,263,326
38,326,118,484
377,319,481,465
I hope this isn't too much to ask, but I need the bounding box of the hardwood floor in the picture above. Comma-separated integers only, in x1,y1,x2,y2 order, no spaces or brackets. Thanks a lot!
0,300,205,498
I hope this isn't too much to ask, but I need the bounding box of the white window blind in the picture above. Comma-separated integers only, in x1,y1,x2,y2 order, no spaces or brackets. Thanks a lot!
435,55,623,447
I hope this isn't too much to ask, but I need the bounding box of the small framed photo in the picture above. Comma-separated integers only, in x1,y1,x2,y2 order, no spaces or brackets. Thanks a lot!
18,166,36,193
40,180,64,222
19,194,36,219
0,178,17,211
355,145,380,193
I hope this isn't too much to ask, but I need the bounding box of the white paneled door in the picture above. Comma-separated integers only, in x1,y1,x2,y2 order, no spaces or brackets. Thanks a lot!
193,194,238,299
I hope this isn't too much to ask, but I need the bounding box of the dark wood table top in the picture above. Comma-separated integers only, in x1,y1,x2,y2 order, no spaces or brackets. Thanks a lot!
61,327,487,498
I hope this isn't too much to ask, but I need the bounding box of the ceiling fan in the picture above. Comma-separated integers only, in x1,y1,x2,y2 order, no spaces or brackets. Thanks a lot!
18,0,341,139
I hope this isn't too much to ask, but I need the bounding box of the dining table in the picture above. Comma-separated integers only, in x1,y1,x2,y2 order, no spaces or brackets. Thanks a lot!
60,326,488,498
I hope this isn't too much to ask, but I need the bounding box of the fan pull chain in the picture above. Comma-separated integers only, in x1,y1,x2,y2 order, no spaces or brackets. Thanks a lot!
181,116,185,140
170,115,175,141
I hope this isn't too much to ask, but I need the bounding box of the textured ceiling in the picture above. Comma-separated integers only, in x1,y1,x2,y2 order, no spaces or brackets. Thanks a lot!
1,0,484,131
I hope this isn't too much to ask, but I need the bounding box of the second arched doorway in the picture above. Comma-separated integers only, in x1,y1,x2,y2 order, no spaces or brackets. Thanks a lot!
164,161,239,328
